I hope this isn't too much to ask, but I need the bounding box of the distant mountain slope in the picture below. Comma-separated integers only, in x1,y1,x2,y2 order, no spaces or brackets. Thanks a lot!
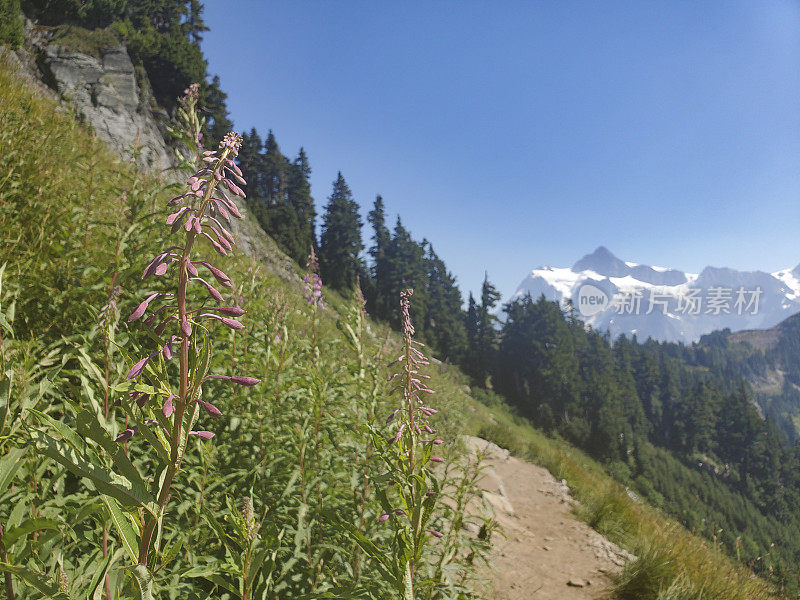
700,312,800,441
514,246,800,343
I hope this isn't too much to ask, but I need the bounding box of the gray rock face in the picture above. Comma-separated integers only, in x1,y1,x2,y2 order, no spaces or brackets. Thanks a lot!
40,43,173,172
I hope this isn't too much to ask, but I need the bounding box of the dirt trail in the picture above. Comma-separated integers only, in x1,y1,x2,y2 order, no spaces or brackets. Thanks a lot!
462,437,632,600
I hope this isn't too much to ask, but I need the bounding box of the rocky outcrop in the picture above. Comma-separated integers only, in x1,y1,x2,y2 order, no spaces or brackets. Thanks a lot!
39,43,173,172
2,21,302,284
0,20,174,173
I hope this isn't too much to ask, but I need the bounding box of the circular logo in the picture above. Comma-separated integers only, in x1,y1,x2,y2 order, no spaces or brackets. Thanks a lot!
576,283,609,317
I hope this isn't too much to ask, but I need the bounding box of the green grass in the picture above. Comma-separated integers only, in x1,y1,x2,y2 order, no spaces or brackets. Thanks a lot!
50,24,121,58
0,0,23,47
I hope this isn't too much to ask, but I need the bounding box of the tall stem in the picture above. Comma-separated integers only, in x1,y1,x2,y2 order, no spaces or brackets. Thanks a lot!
137,149,229,566
0,521,15,600
403,318,418,590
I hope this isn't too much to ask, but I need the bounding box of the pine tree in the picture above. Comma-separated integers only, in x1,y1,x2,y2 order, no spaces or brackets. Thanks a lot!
423,244,467,362
465,293,479,377
319,172,364,291
238,128,264,222
261,131,287,205
494,294,580,431
474,274,501,384
185,0,207,43
366,195,391,319
122,0,209,109
383,218,427,328
202,75,233,147
287,147,316,257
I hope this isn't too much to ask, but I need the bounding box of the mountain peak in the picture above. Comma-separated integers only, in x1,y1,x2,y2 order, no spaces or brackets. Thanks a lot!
572,246,630,277
515,247,800,343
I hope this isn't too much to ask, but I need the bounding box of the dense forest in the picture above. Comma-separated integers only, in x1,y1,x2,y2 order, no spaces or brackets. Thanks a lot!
3,0,800,597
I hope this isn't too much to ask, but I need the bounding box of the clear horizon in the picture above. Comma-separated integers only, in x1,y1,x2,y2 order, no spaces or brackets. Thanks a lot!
201,1,800,300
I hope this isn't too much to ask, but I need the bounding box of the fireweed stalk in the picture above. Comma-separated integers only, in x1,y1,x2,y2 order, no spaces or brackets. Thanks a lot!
123,89,258,566
373,289,443,599
303,246,324,367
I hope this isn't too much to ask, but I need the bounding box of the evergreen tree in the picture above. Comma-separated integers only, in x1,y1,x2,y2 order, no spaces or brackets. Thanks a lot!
465,293,479,378
423,243,467,362
261,130,287,205
494,294,579,431
120,0,209,109
319,172,364,291
202,75,233,147
366,195,391,319
383,218,427,328
238,128,264,221
287,147,316,257
185,0,206,43
474,274,500,384
258,131,303,260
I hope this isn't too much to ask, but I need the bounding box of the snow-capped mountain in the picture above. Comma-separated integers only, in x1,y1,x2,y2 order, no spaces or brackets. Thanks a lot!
513,246,800,343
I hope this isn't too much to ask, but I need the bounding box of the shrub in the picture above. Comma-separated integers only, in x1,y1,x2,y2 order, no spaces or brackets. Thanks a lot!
0,0,23,48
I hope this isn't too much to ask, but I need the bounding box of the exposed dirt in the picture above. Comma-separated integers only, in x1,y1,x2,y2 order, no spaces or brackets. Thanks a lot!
462,437,633,600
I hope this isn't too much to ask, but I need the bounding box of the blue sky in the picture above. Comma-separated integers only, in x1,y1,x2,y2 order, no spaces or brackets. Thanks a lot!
201,1,800,300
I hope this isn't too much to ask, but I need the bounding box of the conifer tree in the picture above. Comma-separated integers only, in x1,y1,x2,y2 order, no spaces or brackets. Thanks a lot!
319,172,364,291
465,292,479,377
238,129,261,195
260,131,301,260
384,218,427,328
262,130,288,205
366,195,391,318
474,274,501,384
287,147,316,256
238,128,265,223
423,243,467,362
202,75,233,147
122,0,209,108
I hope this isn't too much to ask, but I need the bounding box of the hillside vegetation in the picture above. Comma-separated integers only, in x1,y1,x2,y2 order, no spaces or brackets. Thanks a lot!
0,48,790,600
0,61,496,599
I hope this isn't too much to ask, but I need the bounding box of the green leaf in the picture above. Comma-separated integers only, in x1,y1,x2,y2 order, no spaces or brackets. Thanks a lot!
0,447,25,495
2,517,60,549
101,496,140,564
75,347,106,390
88,547,121,600
0,375,12,435
29,409,86,454
403,561,414,600
181,566,241,596
0,562,72,599
31,430,156,513
159,535,182,570
129,413,170,466
335,521,399,588
127,564,153,600
75,410,149,491
246,546,268,589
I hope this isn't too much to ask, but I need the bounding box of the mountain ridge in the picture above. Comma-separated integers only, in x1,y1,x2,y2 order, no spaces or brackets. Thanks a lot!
514,246,800,343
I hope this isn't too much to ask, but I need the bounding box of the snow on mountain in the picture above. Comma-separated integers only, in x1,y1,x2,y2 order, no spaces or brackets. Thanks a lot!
513,247,800,343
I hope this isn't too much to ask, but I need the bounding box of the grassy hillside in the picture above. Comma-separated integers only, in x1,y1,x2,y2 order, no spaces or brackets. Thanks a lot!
0,59,783,600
